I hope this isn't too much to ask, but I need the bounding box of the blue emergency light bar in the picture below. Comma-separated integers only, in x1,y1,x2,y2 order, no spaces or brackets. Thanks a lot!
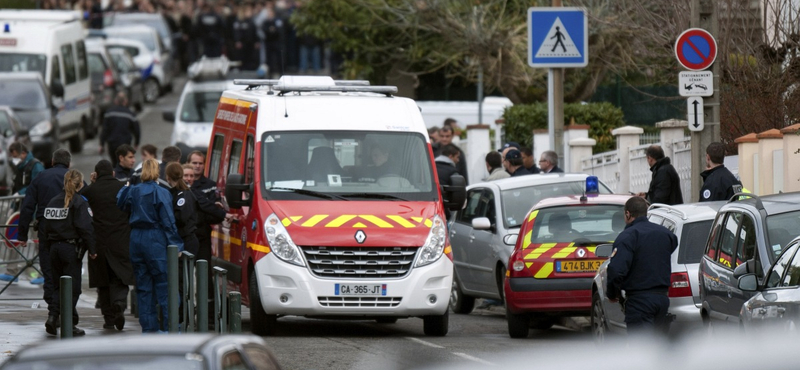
585,176,599,196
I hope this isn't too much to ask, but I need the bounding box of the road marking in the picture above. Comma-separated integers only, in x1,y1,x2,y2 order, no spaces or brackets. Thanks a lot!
453,352,495,366
405,337,444,349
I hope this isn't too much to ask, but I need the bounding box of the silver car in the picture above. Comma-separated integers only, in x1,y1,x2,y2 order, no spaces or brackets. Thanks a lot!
591,201,723,341
449,173,612,314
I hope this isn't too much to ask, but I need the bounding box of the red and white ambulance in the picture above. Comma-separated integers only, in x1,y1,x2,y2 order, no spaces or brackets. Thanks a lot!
207,76,465,336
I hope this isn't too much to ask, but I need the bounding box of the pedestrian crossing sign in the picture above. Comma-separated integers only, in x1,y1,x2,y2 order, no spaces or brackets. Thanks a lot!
528,7,588,68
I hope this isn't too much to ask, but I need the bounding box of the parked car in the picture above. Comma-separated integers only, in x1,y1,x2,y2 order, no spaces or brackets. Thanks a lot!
591,201,724,342
103,25,174,100
0,73,60,165
0,334,283,370
504,192,632,338
738,236,800,333
449,173,613,314
108,48,145,112
699,192,800,331
104,12,177,54
103,37,163,103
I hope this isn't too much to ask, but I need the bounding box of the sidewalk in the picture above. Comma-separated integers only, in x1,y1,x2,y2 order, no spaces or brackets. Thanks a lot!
0,275,141,364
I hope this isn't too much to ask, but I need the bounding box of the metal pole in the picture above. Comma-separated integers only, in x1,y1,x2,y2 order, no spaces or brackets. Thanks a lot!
213,266,227,333
197,259,208,332
477,64,483,125
551,0,564,165
229,291,242,333
182,251,195,333
167,245,179,333
60,276,72,339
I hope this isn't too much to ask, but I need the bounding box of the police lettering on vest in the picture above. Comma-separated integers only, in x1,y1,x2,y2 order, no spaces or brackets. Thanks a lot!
44,207,69,220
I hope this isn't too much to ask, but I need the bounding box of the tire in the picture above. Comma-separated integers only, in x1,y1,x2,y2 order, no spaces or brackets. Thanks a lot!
249,271,277,336
376,318,398,324
507,312,529,338
143,78,160,103
69,125,85,153
496,265,507,306
591,292,608,344
423,310,449,336
449,275,475,314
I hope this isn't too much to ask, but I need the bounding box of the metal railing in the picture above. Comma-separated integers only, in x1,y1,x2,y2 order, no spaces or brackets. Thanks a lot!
0,195,41,297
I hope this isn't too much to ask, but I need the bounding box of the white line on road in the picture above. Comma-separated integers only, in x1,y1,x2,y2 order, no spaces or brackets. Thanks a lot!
405,337,444,349
453,352,495,366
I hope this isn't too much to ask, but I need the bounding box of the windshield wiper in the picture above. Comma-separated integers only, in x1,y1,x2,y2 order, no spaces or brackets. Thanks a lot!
267,187,348,200
338,193,409,201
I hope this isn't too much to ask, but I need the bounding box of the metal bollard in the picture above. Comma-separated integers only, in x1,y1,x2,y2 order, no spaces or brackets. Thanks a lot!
213,267,227,333
167,245,179,333
181,251,195,333
60,276,72,339
196,260,208,332
229,291,242,333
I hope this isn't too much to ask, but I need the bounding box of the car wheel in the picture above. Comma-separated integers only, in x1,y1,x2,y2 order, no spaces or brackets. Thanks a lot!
591,292,608,344
249,271,277,336
143,78,160,103
376,318,398,324
507,312,529,338
69,126,85,153
423,310,448,336
449,275,475,314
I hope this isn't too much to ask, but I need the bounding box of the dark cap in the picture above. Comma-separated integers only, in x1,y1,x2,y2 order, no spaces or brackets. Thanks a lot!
498,142,520,152
505,149,522,161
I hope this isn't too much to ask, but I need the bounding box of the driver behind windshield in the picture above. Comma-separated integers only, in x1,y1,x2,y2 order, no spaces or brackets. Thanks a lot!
358,145,397,182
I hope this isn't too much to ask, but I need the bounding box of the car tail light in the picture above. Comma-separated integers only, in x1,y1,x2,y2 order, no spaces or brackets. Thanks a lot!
103,69,114,87
668,272,692,297
508,250,532,278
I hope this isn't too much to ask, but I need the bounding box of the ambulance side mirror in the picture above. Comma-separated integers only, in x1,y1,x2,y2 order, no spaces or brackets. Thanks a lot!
442,174,466,212
225,173,252,209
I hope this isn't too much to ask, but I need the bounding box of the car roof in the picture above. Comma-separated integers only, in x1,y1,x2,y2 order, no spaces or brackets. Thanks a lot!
469,173,591,191
724,192,800,216
104,25,157,36
648,201,725,222
104,37,150,50
0,72,45,82
534,193,631,209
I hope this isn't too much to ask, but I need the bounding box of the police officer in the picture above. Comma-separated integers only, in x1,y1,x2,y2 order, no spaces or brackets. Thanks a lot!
43,169,96,336
18,149,72,334
606,197,677,336
700,142,742,202
100,92,140,167
113,144,136,183
165,162,199,256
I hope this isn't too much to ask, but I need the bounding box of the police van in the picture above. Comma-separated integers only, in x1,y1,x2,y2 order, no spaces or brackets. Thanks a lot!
0,10,92,154
209,76,465,336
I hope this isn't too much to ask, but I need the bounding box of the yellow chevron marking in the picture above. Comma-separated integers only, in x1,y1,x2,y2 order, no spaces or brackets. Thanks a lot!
424,219,433,227
247,242,270,254
219,97,237,105
360,215,394,228
525,262,533,268
526,243,557,259
281,218,290,227
534,263,553,278
552,245,577,259
411,217,423,223
325,215,357,227
444,245,452,254
302,215,329,227
211,231,241,246
353,222,367,228
528,210,539,222
387,215,416,228
218,97,253,108
522,230,533,249
587,246,597,253
290,216,303,222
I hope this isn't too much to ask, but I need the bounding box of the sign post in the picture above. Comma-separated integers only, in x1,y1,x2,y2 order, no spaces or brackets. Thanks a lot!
528,7,587,169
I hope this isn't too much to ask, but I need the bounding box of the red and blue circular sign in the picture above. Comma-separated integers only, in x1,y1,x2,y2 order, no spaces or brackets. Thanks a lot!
674,28,717,71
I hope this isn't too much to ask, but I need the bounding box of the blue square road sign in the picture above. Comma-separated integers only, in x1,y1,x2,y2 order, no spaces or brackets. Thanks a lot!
528,7,588,68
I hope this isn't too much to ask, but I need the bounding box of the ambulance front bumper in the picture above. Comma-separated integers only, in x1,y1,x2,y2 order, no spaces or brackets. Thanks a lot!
254,252,452,317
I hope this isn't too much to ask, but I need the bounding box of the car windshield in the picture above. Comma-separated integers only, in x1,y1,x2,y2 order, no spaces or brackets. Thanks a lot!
766,210,800,262
0,53,47,77
106,30,156,51
528,204,625,244
108,45,141,58
500,181,612,228
110,16,170,42
678,220,713,264
262,131,436,201
110,52,134,72
0,80,47,109
2,355,204,370
180,91,223,123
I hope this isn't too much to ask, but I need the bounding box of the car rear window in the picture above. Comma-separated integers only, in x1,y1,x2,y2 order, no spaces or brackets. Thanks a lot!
529,204,625,244
500,181,612,228
678,220,712,264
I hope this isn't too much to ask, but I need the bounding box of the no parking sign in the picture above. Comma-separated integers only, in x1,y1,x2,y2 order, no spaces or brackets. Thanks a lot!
674,28,717,71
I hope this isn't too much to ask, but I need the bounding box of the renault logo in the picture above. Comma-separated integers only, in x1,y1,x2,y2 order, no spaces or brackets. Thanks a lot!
355,230,366,244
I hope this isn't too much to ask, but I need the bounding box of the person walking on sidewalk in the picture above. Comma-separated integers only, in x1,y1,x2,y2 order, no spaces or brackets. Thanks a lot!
43,169,96,336
100,92,140,168
82,160,135,331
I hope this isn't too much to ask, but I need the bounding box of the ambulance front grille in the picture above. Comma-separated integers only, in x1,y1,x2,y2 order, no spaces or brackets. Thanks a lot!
317,296,403,307
301,246,417,278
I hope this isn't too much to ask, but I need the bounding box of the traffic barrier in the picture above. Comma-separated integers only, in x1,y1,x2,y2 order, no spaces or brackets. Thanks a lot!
60,276,72,339
180,251,195,333
196,259,208,332
213,266,227,333
0,195,40,296
229,291,242,333
167,245,179,333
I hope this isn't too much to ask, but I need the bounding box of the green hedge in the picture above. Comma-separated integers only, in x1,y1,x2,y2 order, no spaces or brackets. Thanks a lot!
502,102,625,153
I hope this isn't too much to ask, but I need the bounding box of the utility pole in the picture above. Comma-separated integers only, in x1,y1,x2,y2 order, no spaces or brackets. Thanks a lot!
549,0,565,165
690,0,720,201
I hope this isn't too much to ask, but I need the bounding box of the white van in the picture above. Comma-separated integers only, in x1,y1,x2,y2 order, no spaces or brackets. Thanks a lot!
0,10,92,153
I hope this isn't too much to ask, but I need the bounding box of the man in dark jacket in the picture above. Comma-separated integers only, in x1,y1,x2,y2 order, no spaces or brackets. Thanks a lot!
638,145,683,205
504,149,531,177
434,144,460,188
113,144,136,183
100,92,140,167
9,141,44,195
82,160,135,331
539,150,564,173
700,142,742,202
433,125,468,184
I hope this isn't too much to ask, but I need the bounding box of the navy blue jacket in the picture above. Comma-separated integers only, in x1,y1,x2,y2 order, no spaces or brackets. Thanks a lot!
191,175,226,240
606,216,677,299
700,165,742,202
100,105,140,147
18,164,69,241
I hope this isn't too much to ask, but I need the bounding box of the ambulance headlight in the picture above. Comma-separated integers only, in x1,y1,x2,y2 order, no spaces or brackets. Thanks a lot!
415,215,446,267
30,120,52,137
265,213,305,267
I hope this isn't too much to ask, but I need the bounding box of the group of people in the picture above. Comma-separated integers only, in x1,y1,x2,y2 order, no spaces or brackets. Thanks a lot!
11,141,229,336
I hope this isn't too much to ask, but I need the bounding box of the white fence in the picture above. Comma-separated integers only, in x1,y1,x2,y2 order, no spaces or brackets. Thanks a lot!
581,151,620,193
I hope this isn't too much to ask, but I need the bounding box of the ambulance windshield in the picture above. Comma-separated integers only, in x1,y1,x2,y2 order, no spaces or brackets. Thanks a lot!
0,53,47,77
261,131,437,201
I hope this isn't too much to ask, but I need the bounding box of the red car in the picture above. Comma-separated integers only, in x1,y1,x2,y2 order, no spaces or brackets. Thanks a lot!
504,194,631,338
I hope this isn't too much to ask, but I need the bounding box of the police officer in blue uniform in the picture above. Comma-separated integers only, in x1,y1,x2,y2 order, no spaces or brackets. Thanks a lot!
699,142,742,202
606,197,678,336
43,169,96,336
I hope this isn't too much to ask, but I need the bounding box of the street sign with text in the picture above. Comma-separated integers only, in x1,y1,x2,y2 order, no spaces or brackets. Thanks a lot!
528,8,588,68
687,97,704,131
679,71,713,97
